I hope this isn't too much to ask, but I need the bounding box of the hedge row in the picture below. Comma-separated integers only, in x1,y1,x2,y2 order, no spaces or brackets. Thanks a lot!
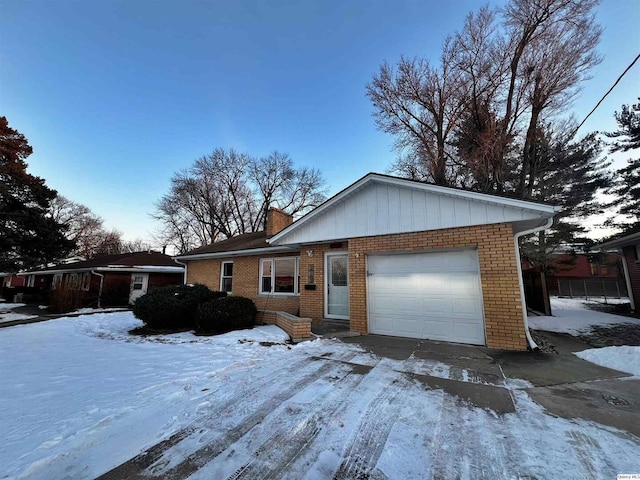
132,284,256,335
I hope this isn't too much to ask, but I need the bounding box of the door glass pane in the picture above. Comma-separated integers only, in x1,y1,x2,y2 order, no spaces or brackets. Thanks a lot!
331,257,348,286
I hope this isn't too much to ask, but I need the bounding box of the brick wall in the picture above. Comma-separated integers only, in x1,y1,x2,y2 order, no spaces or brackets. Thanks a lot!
298,243,346,321
347,223,527,351
186,254,300,315
623,245,640,311
266,208,293,237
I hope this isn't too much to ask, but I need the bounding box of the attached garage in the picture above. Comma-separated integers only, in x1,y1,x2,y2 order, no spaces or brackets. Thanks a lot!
262,173,559,350
367,249,485,345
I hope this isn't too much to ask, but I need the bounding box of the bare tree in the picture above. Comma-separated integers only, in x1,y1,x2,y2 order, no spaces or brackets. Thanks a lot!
50,196,128,258
368,0,602,196
154,148,327,254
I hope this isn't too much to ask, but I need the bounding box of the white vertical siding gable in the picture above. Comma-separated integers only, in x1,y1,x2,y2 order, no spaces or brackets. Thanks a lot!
270,176,555,245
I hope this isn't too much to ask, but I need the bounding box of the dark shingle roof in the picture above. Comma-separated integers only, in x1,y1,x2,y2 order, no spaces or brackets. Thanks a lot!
181,231,270,257
38,251,181,272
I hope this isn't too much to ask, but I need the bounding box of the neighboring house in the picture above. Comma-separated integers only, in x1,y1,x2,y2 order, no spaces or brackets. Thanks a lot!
177,173,559,351
545,252,625,297
1,274,26,288
20,252,184,307
599,231,640,312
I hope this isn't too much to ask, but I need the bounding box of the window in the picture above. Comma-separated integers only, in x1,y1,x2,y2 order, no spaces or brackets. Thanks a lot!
81,272,91,291
52,274,62,290
260,257,300,295
132,275,144,290
220,261,233,293
26,275,35,288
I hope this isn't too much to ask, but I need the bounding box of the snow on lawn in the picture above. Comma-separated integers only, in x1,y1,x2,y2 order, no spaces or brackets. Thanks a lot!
0,302,26,311
1,312,638,479
0,312,37,324
576,346,640,377
528,296,640,335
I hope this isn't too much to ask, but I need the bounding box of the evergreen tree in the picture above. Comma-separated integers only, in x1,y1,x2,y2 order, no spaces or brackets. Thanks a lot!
0,116,73,272
519,129,612,270
605,99,640,233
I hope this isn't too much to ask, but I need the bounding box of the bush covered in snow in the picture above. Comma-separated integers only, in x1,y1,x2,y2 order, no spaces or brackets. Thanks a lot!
196,296,257,335
132,284,226,331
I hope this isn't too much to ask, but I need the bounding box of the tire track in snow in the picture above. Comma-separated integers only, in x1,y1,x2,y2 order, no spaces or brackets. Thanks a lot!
332,375,409,480
153,357,360,479
567,430,615,480
100,353,357,479
224,362,374,480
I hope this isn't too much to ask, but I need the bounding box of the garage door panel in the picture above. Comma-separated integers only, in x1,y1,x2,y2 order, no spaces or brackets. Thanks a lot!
367,250,485,345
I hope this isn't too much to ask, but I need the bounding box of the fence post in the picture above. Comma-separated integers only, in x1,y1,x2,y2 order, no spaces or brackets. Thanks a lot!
616,281,621,299
584,279,588,301
602,279,607,304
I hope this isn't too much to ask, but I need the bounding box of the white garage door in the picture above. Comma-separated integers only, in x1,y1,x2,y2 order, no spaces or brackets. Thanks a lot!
367,250,485,345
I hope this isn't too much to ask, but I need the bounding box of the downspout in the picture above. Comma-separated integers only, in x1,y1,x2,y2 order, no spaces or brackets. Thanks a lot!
173,259,188,284
514,217,554,351
620,253,636,312
91,271,105,308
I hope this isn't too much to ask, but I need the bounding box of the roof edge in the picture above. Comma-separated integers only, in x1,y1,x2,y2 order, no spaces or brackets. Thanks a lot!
174,245,298,261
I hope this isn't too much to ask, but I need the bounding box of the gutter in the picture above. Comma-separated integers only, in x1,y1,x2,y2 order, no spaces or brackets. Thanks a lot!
91,271,105,308
173,259,188,284
513,217,554,351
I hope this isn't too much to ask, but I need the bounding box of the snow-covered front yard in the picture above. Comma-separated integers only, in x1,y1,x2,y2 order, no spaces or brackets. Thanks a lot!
1,310,639,479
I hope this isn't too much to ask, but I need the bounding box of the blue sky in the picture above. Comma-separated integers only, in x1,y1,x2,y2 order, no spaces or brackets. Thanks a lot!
1,0,639,244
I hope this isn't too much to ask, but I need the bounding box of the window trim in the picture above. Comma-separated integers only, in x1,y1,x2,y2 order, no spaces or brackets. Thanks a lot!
220,261,234,293
259,256,300,296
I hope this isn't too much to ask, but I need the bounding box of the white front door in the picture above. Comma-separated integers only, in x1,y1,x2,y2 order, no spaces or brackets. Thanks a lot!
129,273,149,305
325,253,349,319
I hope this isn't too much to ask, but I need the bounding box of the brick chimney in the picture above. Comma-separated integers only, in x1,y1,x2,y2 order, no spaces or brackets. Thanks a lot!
266,208,293,237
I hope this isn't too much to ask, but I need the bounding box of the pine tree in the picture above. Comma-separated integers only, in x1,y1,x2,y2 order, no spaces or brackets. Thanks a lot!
0,116,74,272
605,99,640,233
519,129,612,270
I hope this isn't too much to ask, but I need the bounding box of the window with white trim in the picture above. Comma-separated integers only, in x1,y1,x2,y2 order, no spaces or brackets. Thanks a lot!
220,261,233,293
26,275,35,288
259,257,300,295
52,274,63,290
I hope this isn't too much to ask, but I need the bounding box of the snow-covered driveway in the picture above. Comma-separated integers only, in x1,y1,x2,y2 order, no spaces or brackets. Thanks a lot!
1,312,638,479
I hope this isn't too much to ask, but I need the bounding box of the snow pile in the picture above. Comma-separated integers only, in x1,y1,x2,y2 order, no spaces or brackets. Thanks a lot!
528,297,640,335
575,346,640,377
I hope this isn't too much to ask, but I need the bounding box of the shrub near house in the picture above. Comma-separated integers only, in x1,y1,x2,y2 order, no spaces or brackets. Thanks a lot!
132,283,258,335
196,296,257,335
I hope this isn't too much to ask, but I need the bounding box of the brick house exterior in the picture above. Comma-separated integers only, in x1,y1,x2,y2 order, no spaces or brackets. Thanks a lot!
600,231,640,312
21,252,184,308
177,173,559,351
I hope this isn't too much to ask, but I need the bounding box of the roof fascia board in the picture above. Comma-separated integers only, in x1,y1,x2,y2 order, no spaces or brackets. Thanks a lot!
599,231,640,249
19,266,184,276
174,245,298,261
